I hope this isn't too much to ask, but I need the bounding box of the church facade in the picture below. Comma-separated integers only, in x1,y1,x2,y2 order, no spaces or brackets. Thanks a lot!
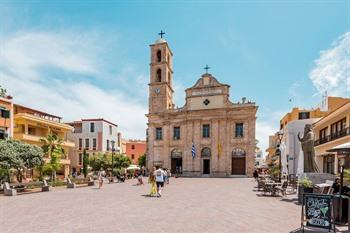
146,37,258,177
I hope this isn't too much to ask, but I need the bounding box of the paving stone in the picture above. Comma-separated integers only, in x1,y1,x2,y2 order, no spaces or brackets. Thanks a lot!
0,178,347,233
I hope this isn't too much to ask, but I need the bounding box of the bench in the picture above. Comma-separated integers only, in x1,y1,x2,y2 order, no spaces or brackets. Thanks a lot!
88,177,95,186
42,180,50,192
66,178,76,189
4,182,16,196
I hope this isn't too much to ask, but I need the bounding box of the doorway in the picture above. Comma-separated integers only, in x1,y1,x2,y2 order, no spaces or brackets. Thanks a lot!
232,148,246,175
203,159,210,175
232,157,246,175
171,158,182,174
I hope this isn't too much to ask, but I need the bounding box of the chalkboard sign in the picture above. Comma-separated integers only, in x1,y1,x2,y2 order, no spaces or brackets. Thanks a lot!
303,194,333,231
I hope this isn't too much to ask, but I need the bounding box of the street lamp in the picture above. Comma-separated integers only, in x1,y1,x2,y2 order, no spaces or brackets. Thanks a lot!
277,131,283,182
111,140,116,176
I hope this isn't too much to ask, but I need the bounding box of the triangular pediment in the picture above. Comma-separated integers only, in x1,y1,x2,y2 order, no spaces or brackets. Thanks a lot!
190,73,228,89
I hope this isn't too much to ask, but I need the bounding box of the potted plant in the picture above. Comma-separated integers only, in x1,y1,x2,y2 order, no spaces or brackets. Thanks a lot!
298,177,313,204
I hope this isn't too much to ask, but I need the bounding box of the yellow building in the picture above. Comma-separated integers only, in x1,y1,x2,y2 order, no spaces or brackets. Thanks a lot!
265,135,279,166
280,108,326,130
13,104,75,178
266,97,350,168
314,100,350,174
279,97,349,130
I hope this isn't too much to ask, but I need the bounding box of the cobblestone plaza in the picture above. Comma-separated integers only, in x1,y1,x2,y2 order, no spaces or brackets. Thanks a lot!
0,178,325,233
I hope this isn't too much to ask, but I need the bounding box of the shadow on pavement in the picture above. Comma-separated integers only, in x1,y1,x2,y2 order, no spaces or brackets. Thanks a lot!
290,227,348,233
279,197,301,206
141,194,158,198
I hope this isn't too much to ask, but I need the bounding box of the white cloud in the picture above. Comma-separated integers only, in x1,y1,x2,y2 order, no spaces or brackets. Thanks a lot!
0,31,147,139
256,120,278,154
310,32,350,96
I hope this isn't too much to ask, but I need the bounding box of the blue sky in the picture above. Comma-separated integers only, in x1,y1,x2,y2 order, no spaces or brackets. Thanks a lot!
1,1,350,152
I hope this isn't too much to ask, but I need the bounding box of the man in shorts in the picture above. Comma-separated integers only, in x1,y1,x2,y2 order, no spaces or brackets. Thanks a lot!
154,166,165,197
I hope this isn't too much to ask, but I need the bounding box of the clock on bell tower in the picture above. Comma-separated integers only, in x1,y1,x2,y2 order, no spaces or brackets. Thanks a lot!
148,31,174,114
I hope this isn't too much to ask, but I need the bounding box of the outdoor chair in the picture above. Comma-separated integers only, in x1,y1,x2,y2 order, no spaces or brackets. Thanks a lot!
66,178,76,189
117,174,125,182
41,180,50,192
327,187,334,195
262,182,273,195
274,181,288,197
4,182,16,196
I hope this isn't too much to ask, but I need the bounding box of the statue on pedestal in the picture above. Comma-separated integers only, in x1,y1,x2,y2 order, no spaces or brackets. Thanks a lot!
298,124,319,173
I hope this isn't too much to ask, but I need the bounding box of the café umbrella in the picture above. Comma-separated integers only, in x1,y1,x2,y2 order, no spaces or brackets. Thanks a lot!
326,141,350,225
126,165,141,171
326,142,350,153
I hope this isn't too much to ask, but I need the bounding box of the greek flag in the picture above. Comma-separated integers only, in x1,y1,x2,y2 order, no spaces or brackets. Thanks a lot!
191,142,196,158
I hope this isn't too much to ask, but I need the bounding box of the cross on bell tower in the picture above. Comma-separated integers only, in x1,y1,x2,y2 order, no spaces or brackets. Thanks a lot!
158,30,165,38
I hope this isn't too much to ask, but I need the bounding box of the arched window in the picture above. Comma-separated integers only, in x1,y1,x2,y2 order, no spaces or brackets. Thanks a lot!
157,50,161,62
201,147,211,157
232,148,246,157
171,148,182,158
156,69,162,82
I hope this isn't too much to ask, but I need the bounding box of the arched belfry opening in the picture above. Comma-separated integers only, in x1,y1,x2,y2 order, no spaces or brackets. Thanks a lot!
156,69,162,82
156,50,162,62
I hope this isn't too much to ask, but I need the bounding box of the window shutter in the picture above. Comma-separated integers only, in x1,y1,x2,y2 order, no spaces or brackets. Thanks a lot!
1,110,10,118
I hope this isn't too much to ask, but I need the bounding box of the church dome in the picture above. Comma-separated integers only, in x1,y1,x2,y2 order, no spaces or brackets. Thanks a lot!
155,38,167,44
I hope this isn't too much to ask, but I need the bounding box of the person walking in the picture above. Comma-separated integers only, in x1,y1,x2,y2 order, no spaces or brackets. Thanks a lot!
137,170,144,185
98,168,105,189
163,169,168,187
155,166,165,197
253,169,259,181
149,167,157,196
167,169,171,184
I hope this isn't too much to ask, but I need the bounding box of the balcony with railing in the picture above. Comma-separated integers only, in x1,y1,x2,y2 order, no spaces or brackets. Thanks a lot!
315,127,350,146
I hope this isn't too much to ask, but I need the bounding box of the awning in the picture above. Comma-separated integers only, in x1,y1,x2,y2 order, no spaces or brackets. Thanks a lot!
326,142,350,153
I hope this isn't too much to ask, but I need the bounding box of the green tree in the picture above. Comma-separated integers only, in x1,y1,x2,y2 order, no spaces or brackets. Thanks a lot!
0,139,43,183
138,154,146,167
89,153,131,172
40,134,63,181
113,154,131,169
89,153,111,171
0,85,7,98
82,149,89,178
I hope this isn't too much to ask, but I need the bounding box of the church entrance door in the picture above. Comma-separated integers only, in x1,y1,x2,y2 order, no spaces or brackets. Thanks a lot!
203,159,210,175
231,148,246,175
231,157,245,175
171,158,182,174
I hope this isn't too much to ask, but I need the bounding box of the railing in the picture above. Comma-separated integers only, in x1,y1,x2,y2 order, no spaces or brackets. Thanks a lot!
315,127,350,146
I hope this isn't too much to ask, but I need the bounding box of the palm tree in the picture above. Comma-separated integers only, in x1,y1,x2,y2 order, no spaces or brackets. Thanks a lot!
40,133,63,181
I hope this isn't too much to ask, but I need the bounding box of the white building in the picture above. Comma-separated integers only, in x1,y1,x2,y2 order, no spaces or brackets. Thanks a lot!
280,118,320,176
67,118,120,174
255,150,266,168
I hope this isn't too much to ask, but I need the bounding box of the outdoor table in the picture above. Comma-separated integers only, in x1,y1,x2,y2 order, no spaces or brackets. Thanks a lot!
315,183,331,194
263,182,281,196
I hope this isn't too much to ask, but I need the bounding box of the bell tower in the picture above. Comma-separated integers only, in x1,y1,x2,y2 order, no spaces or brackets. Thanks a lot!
148,31,174,114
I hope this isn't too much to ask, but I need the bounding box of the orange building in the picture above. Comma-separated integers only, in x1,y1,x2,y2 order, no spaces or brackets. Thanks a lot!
0,96,13,139
125,140,146,165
